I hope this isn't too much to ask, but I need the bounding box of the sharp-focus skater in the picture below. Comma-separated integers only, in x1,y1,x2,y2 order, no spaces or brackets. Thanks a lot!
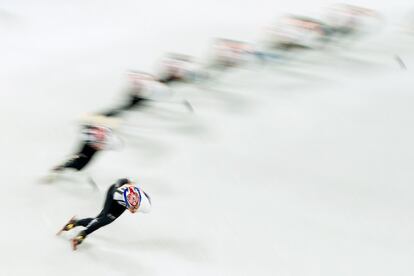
57,178,151,250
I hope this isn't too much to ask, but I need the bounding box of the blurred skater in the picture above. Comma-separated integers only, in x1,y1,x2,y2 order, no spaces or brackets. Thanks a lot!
46,117,121,184
156,53,205,84
101,71,174,117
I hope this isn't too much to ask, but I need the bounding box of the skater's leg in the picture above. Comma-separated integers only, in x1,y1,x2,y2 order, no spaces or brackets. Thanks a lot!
75,218,94,227
102,96,146,117
54,143,98,172
83,204,126,236
72,204,125,249
71,179,131,249
78,179,129,234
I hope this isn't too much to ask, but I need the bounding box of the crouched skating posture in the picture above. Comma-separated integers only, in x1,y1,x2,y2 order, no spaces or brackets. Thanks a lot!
49,121,121,178
57,178,151,250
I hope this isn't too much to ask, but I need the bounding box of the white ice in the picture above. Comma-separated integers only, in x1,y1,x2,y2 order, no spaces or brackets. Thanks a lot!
1,0,414,275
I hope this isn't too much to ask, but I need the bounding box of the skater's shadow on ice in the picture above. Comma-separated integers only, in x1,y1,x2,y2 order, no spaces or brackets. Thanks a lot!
94,236,209,263
122,134,173,160
82,243,155,275
193,87,256,114
123,110,209,138
37,176,100,201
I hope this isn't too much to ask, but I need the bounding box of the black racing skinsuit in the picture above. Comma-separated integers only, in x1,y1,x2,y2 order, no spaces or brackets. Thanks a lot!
75,178,129,236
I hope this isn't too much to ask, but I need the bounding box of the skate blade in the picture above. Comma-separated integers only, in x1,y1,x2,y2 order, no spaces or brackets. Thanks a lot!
56,215,76,236
71,239,78,251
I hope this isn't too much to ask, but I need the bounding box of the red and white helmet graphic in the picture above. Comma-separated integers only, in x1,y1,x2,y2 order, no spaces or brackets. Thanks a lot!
123,186,141,209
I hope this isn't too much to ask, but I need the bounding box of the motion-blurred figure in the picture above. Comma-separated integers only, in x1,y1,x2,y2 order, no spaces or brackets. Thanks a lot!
57,178,151,250
265,15,329,51
323,4,382,42
208,38,255,69
46,117,121,184
102,71,172,117
101,70,194,118
157,53,205,84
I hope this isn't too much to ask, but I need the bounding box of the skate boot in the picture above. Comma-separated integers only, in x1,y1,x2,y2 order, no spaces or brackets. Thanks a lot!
72,231,86,250
56,216,77,235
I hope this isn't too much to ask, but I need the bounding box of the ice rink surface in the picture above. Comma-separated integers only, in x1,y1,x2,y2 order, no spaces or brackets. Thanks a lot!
1,0,414,275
